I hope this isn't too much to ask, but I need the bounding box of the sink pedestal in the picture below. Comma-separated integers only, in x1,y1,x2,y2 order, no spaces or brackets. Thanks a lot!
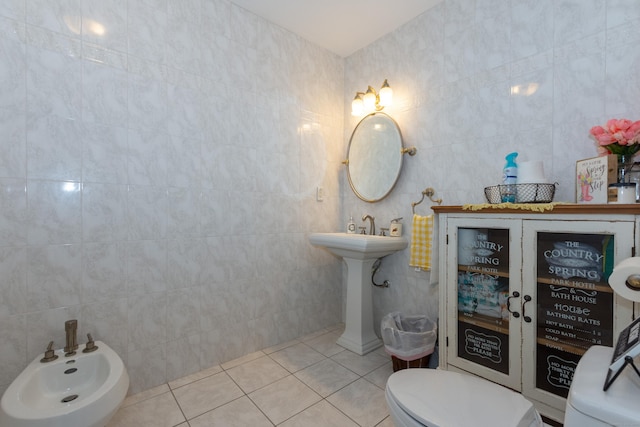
308,233,408,356
337,258,382,355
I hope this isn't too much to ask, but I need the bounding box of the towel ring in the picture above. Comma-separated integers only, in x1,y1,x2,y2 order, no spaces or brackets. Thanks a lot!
412,187,442,214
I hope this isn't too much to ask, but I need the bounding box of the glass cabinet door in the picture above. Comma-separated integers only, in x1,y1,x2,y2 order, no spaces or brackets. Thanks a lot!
522,220,635,410
447,218,523,390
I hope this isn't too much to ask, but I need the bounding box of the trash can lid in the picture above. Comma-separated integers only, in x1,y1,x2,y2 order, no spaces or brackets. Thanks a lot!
386,369,541,427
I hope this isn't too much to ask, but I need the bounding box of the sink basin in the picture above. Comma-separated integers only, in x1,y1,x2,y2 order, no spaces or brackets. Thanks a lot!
309,232,408,355
309,233,408,260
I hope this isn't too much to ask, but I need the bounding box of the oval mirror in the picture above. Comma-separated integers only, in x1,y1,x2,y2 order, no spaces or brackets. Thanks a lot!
346,112,405,202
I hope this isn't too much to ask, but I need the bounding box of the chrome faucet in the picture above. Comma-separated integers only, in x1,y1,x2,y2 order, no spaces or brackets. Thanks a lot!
362,214,375,235
64,319,78,356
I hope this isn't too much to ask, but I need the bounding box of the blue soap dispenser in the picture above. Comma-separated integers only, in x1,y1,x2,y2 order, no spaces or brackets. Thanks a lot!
502,152,518,203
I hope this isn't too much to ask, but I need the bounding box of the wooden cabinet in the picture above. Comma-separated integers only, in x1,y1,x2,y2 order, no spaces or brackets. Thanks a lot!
434,205,639,423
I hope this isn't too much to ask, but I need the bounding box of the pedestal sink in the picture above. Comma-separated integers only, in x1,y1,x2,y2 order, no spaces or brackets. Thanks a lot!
309,233,408,355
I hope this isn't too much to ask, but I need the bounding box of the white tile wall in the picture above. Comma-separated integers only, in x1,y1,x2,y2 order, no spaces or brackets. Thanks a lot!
344,0,640,328
0,0,344,395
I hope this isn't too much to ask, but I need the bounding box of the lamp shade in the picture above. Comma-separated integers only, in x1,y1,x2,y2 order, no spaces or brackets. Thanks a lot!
363,87,376,111
351,93,364,116
379,79,393,107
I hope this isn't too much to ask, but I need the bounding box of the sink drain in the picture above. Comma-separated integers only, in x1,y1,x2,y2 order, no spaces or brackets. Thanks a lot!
61,394,78,403
64,368,78,374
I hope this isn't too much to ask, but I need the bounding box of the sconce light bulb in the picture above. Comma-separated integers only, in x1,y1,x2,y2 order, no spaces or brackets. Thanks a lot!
379,79,393,107
351,93,364,116
363,87,377,112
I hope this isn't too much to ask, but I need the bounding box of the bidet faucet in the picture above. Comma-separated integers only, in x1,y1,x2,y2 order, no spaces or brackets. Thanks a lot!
362,214,375,236
64,319,78,356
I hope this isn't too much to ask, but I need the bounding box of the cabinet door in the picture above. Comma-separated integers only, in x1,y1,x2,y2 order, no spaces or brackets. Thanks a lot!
446,218,523,390
521,220,635,411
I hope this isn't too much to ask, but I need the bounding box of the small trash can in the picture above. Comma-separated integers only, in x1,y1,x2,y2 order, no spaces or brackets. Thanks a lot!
381,312,437,372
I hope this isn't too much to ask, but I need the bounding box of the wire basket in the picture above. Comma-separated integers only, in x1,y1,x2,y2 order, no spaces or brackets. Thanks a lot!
484,183,557,204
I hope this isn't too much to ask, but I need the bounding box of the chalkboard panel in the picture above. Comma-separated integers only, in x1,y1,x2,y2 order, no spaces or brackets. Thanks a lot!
535,232,614,397
457,228,510,374
458,321,509,374
536,345,580,396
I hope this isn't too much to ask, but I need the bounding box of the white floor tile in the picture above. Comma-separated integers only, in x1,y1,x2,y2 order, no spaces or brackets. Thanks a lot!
173,371,244,419
327,378,389,427
226,355,290,393
189,396,273,427
168,364,223,390
375,416,396,427
270,342,326,373
299,328,332,342
107,391,186,427
304,331,345,357
262,338,300,354
249,375,322,425
109,326,412,427
221,350,266,370
364,363,394,389
294,358,360,397
331,349,390,376
120,383,170,408
279,400,359,427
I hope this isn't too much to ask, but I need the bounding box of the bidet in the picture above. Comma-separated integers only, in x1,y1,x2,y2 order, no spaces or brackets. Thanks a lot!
0,340,129,427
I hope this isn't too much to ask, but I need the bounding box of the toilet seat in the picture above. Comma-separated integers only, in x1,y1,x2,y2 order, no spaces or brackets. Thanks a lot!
386,369,543,427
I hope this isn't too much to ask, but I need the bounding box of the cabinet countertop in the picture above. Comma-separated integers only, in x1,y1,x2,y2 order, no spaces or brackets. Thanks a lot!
432,203,640,215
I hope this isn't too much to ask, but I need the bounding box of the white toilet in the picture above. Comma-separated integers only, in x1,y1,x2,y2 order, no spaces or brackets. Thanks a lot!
385,345,640,427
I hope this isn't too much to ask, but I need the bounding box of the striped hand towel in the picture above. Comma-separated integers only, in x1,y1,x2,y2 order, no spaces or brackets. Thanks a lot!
409,214,434,270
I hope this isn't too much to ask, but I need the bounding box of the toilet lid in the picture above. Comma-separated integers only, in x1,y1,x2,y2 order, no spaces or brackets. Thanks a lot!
386,369,542,427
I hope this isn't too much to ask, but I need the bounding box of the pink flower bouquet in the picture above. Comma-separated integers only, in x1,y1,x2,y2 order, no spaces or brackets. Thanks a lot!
590,118,640,157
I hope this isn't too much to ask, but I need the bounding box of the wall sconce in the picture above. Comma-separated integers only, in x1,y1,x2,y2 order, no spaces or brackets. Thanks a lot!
351,79,393,116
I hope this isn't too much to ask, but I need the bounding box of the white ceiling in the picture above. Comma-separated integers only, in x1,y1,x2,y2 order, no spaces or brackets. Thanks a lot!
227,0,443,57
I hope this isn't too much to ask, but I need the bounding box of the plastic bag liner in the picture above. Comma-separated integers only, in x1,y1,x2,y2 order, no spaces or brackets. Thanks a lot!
381,312,437,361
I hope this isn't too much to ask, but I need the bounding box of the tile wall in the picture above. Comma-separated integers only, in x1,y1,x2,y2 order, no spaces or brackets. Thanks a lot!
343,0,640,327
0,0,345,394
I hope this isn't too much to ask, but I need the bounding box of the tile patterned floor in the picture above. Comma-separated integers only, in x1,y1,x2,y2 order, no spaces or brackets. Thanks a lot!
107,325,396,427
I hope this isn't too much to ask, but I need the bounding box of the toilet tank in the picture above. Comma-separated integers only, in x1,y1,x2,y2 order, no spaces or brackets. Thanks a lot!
565,346,640,426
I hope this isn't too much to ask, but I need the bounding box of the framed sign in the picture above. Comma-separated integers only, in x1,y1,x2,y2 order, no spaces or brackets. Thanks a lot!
576,155,617,203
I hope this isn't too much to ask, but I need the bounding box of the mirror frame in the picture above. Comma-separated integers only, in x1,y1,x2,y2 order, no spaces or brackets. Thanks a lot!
346,112,406,203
